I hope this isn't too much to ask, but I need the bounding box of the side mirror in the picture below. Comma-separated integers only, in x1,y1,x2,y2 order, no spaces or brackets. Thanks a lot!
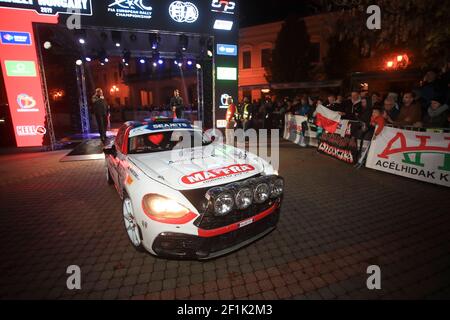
103,145,117,157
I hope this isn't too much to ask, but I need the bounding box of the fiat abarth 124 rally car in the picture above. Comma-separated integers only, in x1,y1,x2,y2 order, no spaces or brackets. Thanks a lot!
104,118,284,259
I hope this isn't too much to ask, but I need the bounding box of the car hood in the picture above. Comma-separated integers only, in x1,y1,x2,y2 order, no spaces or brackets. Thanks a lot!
129,144,265,190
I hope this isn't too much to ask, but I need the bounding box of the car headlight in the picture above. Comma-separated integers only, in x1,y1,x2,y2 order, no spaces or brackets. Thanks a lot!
214,191,234,216
235,187,253,210
254,183,270,204
142,194,195,223
270,178,284,198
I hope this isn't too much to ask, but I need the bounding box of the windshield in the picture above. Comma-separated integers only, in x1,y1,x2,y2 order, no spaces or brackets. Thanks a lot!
128,130,212,154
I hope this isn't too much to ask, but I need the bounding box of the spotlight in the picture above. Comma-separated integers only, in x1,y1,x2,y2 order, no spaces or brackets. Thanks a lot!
85,57,92,62
98,49,108,64
75,29,87,45
100,62,105,66
179,34,188,52
207,50,213,57
187,60,193,66
178,62,183,67
75,59,83,66
152,62,157,67
174,60,179,65
43,41,52,50
149,33,161,50
111,31,122,48
122,49,131,65
196,63,202,69
139,58,146,64
158,59,164,65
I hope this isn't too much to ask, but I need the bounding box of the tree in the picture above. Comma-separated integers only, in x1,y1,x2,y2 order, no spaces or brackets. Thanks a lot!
323,22,362,79
266,15,315,83
325,0,450,69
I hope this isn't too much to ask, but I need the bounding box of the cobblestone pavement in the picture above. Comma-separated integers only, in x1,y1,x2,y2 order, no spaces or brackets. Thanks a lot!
0,140,449,300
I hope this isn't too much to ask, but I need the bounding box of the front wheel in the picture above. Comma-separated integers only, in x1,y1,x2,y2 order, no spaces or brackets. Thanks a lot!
123,197,145,252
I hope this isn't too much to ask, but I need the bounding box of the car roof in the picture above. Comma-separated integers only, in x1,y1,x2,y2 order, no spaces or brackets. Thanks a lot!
127,118,200,138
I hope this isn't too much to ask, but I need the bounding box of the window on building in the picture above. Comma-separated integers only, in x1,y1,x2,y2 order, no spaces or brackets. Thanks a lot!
261,48,272,68
140,90,153,106
310,43,321,63
243,51,251,69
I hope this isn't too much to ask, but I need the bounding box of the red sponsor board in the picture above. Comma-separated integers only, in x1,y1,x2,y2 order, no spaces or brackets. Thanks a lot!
181,164,256,185
0,8,57,147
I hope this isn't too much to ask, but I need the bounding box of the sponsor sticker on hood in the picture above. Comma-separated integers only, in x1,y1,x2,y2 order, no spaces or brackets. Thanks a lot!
181,164,255,185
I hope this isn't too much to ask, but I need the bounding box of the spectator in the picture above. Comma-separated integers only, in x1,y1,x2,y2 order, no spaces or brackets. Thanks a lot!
325,94,336,107
421,95,449,128
395,91,422,126
295,95,311,116
355,97,373,125
370,107,386,138
383,93,400,124
240,97,252,130
354,107,386,168
343,90,362,120
419,69,446,106
371,92,382,107
258,95,271,129
332,94,346,115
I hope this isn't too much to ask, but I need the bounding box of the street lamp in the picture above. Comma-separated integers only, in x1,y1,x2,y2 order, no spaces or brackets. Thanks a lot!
110,85,119,95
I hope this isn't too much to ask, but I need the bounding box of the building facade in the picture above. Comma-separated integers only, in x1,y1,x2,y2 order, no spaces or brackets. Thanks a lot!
238,13,336,102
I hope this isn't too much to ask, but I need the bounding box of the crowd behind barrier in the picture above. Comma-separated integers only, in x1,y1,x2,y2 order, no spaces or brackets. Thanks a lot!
227,68,449,186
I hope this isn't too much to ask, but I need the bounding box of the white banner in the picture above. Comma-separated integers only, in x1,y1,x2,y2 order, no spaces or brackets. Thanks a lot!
366,127,450,187
284,114,307,145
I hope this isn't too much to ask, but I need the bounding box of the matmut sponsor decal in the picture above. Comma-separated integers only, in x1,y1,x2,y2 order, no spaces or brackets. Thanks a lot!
181,164,255,185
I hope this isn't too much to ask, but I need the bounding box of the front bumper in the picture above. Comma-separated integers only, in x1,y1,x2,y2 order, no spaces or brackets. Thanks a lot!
152,206,280,260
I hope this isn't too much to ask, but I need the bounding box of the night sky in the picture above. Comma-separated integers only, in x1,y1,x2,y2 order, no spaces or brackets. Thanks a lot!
239,0,324,27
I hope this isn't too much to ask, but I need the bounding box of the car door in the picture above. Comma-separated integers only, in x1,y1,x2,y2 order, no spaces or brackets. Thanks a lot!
115,125,131,199
108,125,126,188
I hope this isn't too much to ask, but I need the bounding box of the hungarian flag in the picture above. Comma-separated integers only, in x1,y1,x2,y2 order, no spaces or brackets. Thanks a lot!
315,105,341,133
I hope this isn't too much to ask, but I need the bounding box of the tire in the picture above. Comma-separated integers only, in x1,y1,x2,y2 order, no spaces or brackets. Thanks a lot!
122,196,145,252
106,166,114,185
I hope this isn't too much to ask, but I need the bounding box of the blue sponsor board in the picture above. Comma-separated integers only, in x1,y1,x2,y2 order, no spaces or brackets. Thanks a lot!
0,31,32,45
216,43,237,56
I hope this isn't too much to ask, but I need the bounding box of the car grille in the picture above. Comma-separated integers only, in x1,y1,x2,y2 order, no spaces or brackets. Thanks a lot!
194,200,277,230
180,174,283,231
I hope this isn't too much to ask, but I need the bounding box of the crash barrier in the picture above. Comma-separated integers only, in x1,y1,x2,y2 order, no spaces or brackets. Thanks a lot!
283,114,370,164
365,125,450,187
283,114,450,187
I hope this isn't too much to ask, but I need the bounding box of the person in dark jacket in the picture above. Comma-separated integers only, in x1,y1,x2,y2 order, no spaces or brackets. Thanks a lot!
91,88,109,144
422,96,449,128
170,89,184,119
342,90,362,120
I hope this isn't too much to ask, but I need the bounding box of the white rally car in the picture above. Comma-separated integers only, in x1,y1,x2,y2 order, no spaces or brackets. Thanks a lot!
104,118,284,259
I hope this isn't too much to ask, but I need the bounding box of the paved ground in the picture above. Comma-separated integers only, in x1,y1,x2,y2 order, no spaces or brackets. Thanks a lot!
0,140,449,300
